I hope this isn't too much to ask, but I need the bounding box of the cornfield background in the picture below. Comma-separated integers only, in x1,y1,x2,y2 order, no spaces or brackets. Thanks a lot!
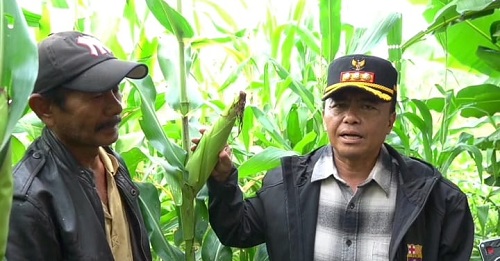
1,0,499,260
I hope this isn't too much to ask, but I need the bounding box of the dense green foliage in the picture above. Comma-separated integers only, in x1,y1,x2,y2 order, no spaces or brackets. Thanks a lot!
2,0,500,260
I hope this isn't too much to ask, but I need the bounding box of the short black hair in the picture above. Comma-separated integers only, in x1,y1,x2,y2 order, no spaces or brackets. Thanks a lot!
40,87,68,110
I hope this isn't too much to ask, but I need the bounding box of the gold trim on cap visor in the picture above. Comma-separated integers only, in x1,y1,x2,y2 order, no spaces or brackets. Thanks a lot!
322,82,396,101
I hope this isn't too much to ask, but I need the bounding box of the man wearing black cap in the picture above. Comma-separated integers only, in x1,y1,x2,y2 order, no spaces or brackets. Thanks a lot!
7,31,152,260
205,54,474,260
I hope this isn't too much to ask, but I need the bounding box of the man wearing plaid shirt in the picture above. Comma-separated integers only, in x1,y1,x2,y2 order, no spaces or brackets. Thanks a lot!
205,54,474,261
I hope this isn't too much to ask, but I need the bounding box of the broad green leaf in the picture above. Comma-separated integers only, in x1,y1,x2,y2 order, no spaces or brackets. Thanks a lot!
136,182,184,260
194,199,208,244
286,104,302,147
456,84,500,118
201,229,232,261
0,143,12,258
430,2,500,77
238,147,299,178
150,156,183,206
292,0,307,22
10,135,25,165
130,76,187,169
145,0,194,40
439,144,484,178
294,24,321,55
196,0,238,32
456,0,496,13
475,128,500,150
491,20,500,44
1,0,38,150
293,131,318,155
390,123,411,155
411,99,433,140
268,59,316,113
280,24,296,71
253,244,271,261
22,9,41,27
477,46,500,72
241,106,254,151
0,1,37,254
120,147,148,179
158,36,202,112
249,106,290,149
400,112,433,161
319,0,341,62
346,12,401,55
218,58,253,92
387,13,403,94
476,205,490,236
51,0,68,8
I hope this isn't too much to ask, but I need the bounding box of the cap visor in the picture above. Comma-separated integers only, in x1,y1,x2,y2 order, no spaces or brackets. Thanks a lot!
62,58,148,92
322,83,392,101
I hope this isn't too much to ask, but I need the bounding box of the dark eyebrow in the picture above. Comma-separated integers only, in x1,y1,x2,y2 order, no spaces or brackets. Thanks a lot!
361,97,380,103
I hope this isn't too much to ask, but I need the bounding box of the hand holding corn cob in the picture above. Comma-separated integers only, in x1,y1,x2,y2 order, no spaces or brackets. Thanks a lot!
191,131,234,183
185,91,246,193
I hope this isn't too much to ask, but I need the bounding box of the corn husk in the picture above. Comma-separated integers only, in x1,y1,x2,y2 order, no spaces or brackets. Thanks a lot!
185,91,246,192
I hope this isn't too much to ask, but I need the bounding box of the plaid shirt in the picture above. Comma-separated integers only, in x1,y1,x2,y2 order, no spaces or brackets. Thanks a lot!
312,146,398,261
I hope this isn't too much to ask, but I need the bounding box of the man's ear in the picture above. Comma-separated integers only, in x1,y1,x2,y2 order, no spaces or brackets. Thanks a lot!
387,111,396,134
29,94,55,126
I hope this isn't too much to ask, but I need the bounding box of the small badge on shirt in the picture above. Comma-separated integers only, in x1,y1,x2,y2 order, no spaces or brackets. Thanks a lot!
407,244,423,261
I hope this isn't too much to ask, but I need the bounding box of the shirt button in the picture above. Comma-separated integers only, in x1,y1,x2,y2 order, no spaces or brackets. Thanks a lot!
346,239,352,246
348,203,355,209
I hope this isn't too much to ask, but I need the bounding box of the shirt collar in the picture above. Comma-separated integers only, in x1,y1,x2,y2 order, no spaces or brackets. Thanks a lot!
98,147,119,176
311,145,394,195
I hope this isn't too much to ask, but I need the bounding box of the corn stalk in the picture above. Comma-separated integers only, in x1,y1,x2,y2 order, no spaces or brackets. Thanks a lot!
0,1,11,259
0,89,11,260
1,1,38,259
181,91,246,261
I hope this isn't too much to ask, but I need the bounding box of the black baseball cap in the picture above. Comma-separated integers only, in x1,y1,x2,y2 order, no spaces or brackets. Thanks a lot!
34,31,148,94
322,54,398,101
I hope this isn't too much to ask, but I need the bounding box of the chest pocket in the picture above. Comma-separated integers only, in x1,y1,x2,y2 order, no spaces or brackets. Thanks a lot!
372,242,390,261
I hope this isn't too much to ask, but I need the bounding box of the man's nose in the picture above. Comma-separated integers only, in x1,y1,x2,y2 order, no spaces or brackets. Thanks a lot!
105,90,123,115
342,105,360,124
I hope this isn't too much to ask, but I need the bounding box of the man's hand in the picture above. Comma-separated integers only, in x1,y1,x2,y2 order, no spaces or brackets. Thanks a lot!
191,130,233,183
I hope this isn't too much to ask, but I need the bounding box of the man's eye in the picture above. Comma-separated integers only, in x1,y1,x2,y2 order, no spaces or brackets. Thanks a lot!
92,92,104,98
363,104,376,110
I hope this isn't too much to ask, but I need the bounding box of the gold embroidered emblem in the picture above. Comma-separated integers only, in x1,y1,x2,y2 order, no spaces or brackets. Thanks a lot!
351,58,366,70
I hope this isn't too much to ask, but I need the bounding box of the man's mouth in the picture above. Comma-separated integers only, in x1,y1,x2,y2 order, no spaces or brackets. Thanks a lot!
340,134,362,139
339,131,363,140
96,117,121,131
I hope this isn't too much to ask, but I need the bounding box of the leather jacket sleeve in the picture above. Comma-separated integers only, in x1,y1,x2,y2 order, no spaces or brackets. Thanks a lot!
438,191,474,261
207,169,267,248
7,197,62,261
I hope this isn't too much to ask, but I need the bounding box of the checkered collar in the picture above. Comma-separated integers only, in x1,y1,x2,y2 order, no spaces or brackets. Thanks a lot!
311,145,394,195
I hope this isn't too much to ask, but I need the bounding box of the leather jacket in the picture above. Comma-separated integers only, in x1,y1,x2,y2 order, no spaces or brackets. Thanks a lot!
208,144,474,261
7,128,152,261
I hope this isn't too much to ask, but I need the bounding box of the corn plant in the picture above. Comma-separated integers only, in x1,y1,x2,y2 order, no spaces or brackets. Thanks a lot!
0,0,38,259
10,0,500,260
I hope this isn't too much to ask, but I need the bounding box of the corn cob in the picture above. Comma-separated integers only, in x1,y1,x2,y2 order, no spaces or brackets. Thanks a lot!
185,91,246,192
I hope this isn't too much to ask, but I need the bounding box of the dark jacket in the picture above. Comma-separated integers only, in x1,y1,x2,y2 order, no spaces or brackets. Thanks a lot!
7,128,152,261
208,144,474,261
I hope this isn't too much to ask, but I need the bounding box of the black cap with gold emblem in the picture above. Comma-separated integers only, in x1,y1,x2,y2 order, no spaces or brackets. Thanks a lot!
322,54,398,101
